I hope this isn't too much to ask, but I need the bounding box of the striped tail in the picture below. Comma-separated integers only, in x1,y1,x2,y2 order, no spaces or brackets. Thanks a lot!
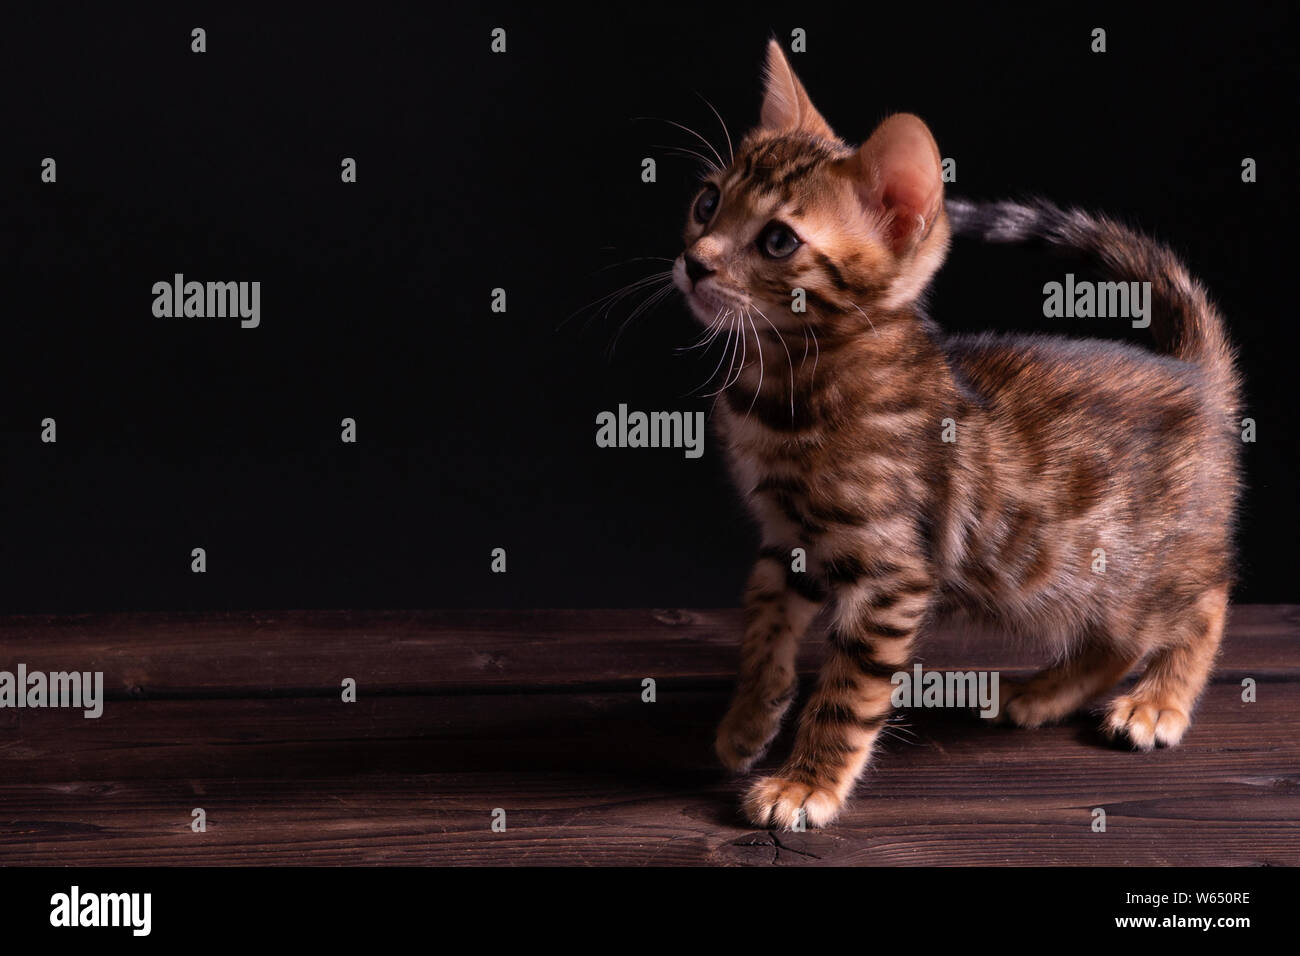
946,197,1239,404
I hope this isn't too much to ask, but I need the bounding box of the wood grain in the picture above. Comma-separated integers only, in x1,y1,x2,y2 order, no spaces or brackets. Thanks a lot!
0,607,1296,865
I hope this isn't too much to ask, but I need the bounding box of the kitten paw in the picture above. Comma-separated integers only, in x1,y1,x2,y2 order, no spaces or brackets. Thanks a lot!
989,677,1030,726
1103,694,1189,750
714,688,794,773
743,775,842,829
994,679,1057,728
715,710,777,773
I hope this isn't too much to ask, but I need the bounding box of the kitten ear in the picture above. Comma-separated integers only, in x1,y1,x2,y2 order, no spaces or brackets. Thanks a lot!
760,39,835,139
843,113,945,254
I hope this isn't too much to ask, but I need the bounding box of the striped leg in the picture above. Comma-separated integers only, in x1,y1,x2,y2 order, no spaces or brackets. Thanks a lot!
715,548,825,772
1104,585,1229,750
744,570,932,828
997,641,1141,728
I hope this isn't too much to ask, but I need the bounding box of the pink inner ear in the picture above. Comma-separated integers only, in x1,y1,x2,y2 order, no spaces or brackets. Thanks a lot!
856,116,943,250
880,166,936,247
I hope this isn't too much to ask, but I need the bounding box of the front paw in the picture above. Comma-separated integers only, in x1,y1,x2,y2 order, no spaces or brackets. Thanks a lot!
743,775,843,829
715,706,777,773
714,686,794,773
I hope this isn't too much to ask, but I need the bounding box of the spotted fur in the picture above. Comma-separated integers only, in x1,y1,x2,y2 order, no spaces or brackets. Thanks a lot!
675,41,1242,829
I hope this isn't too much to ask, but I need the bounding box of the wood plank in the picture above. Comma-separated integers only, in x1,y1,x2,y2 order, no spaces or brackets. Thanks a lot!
0,607,1295,865
0,676,1295,865
0,605,1294,696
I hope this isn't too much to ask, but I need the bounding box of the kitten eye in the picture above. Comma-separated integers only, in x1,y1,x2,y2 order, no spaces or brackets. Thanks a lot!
758,221,801,259
693,184,720,224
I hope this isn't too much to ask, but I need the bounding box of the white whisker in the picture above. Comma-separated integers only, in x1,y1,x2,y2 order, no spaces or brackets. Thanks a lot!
703,312,744,398
707,315,742,415
652,117,725,169
850,301,879,335
696,92,734,165
568,270,674,332
604,275,676,357
804,320,821,391
726,311,748,392
750,304,795,419
743,310,765,419
592,255,675,273
694,312,737,397
653,144,720,174
677,307,726,351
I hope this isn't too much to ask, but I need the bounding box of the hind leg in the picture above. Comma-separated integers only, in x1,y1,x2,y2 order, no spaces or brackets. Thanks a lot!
1104,586,1229,750
998,641,1142,728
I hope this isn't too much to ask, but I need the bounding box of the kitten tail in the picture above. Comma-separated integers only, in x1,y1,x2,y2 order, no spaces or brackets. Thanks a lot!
946,197,1240,415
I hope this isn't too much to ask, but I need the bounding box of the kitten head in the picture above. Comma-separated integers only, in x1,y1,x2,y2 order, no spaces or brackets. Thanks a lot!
673,40,949,333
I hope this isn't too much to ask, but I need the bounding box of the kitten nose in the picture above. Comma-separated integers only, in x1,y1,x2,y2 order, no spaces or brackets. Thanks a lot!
684,254,714,285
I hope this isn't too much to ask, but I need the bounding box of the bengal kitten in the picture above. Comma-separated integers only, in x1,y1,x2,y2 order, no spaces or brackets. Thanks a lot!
673,41,1242,828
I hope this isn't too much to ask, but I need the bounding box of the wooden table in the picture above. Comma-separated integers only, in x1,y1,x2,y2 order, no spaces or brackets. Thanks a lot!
0,607,1296,865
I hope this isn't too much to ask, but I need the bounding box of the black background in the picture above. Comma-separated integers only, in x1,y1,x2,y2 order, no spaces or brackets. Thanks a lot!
4,5,1296,613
